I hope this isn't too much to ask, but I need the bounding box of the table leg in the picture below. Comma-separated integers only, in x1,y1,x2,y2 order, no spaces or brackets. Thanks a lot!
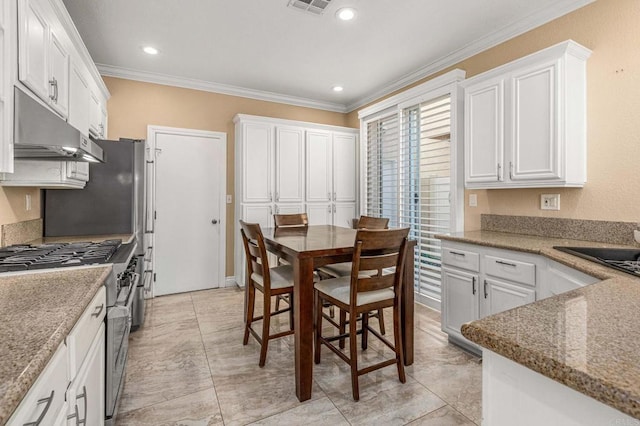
402,247,415,365
293,256,314,401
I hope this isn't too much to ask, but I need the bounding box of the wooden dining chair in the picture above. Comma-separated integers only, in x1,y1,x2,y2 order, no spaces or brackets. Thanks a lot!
273,213,308,311
314,227,410,401
318,215,390,335
239,220,295,367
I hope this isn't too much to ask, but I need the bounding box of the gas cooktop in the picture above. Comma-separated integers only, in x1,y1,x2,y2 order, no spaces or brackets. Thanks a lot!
0,239,122,272
554,246,640,278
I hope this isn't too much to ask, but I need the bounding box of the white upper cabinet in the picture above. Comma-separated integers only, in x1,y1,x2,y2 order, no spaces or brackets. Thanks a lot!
275,126,304,203
241,122,273,203
68,60,89,136
89,87,107,138
332,132,357,202
0,0,15,173
18,0,70,118
305,130,332,203
463,40,591,189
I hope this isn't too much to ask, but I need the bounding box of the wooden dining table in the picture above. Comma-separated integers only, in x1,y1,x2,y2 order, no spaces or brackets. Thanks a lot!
261,225,416,402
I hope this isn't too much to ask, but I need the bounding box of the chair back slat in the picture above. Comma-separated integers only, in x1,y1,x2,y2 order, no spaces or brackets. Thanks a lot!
350,228,410,299
356,215,389,230
239,220,271,288
274,213,308,228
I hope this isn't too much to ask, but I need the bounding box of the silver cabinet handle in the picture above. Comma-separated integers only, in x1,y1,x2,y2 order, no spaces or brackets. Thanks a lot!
269,192,273,202
275,192,279,202
91,303,104,317
269,206,273,215
509,161,513,180
67,403,80,425
76,386,87,425
327,205,331,213
48,78,58,102
333,204,336,213
24,390,54,426
472,276,476,295
333,192,336,201
497,163,502,181
496,260,517,267
484,280,488,299
327,192,331,201
449,251,465,257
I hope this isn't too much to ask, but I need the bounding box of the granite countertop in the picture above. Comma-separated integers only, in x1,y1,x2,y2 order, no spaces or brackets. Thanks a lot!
0,266,111,424
440,230,640,419
27,233,135,245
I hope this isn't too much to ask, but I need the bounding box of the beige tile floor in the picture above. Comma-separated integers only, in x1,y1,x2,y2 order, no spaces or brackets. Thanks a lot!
116,287,481,426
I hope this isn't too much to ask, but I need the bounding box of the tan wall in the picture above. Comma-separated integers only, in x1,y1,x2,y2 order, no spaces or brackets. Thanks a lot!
347,0,640,231
0,187,40,227
103,77,349,276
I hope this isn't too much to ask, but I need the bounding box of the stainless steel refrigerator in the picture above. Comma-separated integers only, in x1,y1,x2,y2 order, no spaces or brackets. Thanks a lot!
44,138,150,330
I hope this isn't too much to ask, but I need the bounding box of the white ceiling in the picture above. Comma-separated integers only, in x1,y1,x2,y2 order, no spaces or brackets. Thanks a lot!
61,0,592,112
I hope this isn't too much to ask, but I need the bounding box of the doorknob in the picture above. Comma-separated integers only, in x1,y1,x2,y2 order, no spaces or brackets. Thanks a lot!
211,219,218,224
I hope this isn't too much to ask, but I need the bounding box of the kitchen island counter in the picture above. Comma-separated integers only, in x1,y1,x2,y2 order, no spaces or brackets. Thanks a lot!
0,266,111,424
440,230,640,420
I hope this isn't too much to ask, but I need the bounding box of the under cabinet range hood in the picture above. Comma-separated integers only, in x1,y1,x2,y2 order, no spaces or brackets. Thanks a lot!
13,87,105,162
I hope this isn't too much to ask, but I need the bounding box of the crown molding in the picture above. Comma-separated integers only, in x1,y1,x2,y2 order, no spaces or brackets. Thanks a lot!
345,0,595,112
97,64,348,113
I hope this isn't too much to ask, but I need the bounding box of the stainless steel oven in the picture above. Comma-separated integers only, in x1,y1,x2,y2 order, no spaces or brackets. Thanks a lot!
105,251,138,425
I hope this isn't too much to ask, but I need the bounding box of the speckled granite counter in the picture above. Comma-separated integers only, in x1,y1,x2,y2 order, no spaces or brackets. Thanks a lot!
0,266,111,424
439,231,640,419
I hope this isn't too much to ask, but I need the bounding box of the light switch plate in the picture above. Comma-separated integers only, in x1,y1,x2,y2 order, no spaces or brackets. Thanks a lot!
541,194,560,210
226,195,232,204
469,194,477,207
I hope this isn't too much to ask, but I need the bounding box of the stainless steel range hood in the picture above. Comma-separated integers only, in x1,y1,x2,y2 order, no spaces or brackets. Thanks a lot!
14,87,105,163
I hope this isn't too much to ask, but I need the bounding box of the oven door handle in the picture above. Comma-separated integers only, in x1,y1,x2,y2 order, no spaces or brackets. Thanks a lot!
109,280,137,320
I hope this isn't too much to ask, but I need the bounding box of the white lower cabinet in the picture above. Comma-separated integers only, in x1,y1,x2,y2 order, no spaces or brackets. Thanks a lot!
7,286,106,426
306,202,356,226
7,342,69,425
66,323,105,426
441,240,598,354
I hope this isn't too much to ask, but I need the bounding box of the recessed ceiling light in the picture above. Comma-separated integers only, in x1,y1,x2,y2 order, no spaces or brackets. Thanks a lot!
332,86,344,92
143,46,159,55
336,7,356,21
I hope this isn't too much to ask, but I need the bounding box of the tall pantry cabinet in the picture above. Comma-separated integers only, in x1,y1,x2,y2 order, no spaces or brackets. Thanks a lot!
233,114,358,286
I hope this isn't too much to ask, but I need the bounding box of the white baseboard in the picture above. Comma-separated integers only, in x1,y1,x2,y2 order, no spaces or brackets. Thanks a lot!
224,276,241,288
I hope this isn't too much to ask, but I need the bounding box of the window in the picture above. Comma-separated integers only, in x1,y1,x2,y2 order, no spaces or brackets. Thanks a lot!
360,71,464,309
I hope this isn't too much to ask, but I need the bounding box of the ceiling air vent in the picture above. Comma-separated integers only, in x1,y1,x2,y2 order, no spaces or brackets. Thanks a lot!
287,0,332,15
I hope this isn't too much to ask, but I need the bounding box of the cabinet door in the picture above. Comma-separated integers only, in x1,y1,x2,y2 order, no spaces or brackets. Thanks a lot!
464,78,504,185
333,133,357,202
66,161,89,181
275,126,304,203
68,62,89,135
242,204,273,228
48,30,68,117
100,105,107,138
333,202,356,228
306,203,332,226
275,203,304,215
481,277,535,318
510,61,560,181
305,130,332,203
441,267,479,338
0,0,14,173
18,0,50,101
242,123,273,203
67,323,105,426
88,91,100,136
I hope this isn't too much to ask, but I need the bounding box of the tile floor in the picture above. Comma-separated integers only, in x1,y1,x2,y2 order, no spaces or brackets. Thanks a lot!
116,287,482,425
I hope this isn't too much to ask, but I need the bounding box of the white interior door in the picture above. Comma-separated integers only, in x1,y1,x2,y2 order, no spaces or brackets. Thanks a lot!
152,127,226,296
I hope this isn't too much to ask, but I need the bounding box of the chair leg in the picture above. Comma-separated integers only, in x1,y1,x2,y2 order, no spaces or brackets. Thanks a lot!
329,305,335,318
275,295,281,311
349,310,360,401
314,291,323,364
243,283,256,345
393,303,406,384
377,308,386,335
339,309,347,349
361,312,369,350
288,292,294,331
259,293,271,367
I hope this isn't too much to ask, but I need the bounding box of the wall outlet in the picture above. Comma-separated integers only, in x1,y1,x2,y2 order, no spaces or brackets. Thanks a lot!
634,230,640,244
469,194,477,207
541,194,560,210
25,194,31,211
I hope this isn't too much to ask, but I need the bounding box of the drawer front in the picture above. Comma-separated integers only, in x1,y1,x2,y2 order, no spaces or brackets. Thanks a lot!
485,255,535,286
7,343,68,426
442,247,480,272
68,285,106,378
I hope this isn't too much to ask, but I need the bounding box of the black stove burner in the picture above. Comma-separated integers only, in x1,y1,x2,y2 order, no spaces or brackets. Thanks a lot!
0,239,122,272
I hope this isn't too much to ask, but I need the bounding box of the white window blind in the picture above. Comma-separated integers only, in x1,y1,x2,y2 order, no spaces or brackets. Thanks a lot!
366,95,452,301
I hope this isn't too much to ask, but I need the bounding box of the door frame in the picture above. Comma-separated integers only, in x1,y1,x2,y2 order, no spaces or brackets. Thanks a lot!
147,125,227,295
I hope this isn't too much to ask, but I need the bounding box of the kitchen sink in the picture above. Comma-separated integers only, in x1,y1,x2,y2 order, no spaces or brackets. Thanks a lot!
554,246,640,277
